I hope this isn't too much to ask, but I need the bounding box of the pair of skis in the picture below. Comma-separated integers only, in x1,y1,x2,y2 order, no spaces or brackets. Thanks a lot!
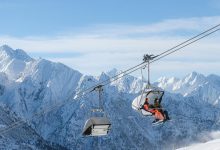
152,117,171,126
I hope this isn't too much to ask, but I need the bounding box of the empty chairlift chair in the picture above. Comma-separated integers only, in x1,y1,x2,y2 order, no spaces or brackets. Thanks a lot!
82,85,111,137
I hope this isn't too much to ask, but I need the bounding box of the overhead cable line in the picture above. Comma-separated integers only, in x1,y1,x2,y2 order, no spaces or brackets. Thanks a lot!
77,23,220,96
151,27,220,64
75,61,146,97
0,23,220,135
157,23,220,57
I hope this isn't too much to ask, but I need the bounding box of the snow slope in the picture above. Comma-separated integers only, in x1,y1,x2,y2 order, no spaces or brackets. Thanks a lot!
0,105,65,149
0,45,220,150
0,45,33,80
177,138,220,150
155,72,220,105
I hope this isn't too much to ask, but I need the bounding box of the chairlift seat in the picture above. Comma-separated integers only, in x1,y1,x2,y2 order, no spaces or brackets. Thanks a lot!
82,117,111,136
132,87,164,116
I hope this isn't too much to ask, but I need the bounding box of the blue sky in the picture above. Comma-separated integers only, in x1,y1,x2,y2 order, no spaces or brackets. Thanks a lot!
1,0,220,80
1,0,220,36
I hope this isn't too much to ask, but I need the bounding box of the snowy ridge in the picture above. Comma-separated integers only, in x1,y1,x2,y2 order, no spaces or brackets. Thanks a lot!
156,72,207,95
155,72,220,105
0,45,220,149
0,45,33,80
107,68,144,93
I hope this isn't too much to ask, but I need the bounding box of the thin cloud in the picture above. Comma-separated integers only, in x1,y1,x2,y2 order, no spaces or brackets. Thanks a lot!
1,16,220,78
68,16,220,37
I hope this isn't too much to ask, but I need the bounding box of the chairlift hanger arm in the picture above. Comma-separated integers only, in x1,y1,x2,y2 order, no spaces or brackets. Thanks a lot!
89,85,104,93
143,54,159,62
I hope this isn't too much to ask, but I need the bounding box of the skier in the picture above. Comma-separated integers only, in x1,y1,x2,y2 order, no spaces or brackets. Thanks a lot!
142,97,169,124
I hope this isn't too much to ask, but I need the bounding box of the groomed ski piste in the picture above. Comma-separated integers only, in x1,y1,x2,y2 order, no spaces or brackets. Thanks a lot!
177,138,220,150
177,132,220,150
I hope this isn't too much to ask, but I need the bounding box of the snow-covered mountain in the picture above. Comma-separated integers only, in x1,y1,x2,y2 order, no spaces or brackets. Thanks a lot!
0,45,33,80
0,104,66,149
0,45,220,150
155,72,220,105
106,68,144,93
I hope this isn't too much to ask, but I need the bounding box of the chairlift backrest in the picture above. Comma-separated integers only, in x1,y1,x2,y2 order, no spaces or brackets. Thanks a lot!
132,88,164,115
145,90,164,104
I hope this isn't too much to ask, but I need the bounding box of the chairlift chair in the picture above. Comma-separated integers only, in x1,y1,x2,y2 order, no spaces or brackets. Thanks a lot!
132,54,165,116
82,117,111,136
132,86,164,116
82,85,111,137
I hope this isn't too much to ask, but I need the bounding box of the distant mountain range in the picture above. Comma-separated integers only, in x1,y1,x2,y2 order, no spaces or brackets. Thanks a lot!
0,45,220,149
